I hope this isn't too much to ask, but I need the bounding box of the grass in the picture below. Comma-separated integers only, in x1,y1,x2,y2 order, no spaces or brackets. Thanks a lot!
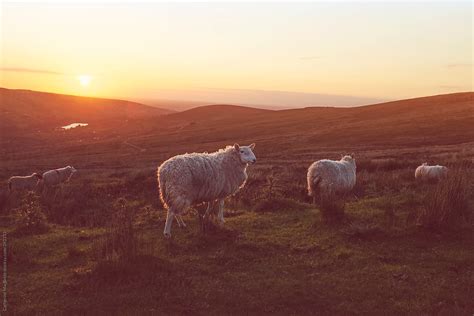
3,154,473,314
5,204,473,315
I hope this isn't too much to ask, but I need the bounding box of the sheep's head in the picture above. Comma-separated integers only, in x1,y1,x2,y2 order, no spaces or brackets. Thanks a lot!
234,143,256,164
341,155,356,167
68,166,77,173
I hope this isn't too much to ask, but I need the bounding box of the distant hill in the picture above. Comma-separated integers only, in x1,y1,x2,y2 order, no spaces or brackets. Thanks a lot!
0,87,173,132
162,92,474,148
1,89,472,153
168,104,271,121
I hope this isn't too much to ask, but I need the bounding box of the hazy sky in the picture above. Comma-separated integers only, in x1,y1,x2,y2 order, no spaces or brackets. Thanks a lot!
1,1,472,107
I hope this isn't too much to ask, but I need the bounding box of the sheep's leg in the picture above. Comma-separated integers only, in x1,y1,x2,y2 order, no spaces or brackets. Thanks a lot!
201,202,212,233
163,209,175,238
174,215,187,228
217,199,225,225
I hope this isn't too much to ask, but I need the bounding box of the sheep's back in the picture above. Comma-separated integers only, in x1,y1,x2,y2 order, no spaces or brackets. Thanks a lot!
158,153,228,206
309,160,355,192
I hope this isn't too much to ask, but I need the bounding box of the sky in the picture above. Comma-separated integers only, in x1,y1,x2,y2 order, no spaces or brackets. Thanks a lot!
0,1,472,107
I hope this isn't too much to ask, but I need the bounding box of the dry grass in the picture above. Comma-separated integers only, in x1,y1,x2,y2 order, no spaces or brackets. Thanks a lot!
94,198,140,262
418,167,472,230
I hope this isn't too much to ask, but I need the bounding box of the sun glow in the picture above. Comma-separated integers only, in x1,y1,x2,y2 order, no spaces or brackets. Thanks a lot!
78,75,92,87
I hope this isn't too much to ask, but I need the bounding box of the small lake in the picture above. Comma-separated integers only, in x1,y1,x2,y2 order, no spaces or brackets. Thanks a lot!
62,123,89,130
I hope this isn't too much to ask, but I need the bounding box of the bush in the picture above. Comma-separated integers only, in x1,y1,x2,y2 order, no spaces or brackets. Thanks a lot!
13,192,49,236
417,168,471,230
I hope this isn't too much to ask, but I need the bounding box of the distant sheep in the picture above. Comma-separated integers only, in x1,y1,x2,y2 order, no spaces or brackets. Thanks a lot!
8,173,42,192
415,163,448,182
158,143,256,238
307,155,356,202
41,166,77,188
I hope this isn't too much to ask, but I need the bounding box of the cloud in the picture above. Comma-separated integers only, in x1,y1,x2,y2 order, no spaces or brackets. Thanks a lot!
0,67,63,75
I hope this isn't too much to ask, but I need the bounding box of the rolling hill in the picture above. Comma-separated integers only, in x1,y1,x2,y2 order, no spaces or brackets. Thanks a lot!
0,87,173,132
151,92,474,149
1,90,472,159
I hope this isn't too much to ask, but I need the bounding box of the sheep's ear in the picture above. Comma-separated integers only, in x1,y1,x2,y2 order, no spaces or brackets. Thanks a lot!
350,153,355,158
234,143,240,151
249,143,255,150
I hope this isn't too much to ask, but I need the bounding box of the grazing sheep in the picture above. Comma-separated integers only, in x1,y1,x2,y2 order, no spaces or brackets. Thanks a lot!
8,173,42,192
307,155,356,203
415,163,448,182
41,166,77,188
158,143,256,238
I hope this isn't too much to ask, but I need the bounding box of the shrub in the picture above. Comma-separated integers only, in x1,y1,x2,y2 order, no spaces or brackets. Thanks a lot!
13,192,49,236
417,168,471,230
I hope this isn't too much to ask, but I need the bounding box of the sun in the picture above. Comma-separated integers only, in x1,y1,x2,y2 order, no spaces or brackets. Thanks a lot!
78,75,92,87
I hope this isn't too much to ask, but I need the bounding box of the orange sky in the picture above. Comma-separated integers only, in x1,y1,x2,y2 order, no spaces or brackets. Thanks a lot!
1,1,472,107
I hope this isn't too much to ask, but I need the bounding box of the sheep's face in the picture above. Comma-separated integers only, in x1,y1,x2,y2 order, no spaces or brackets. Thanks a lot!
69,166,77,174
234,143,257,164
341,155,356,168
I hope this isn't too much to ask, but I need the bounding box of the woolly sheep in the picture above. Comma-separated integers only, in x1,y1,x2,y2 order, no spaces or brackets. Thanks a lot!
307,155,356,203
158,143,256,238
415,163,448,182
8,173,42,192
41,166,77,187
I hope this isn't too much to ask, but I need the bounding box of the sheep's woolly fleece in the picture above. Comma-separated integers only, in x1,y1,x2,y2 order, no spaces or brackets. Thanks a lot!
415,163,448,181
42,166,77,186
158,146,249,214
307,155,356,196
8,173,42,191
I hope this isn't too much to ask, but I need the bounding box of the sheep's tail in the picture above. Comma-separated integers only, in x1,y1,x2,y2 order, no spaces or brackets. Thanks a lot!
160,184,168,208
8,180,12,192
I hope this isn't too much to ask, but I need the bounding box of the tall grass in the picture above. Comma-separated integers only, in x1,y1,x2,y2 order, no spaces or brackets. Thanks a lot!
418,168,472,230
94,198,139,262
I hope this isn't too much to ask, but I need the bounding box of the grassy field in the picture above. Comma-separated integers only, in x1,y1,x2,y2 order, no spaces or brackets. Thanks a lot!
1,92,473,314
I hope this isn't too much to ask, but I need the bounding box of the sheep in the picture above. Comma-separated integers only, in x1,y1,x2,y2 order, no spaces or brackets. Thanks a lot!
158,143,256,238
8,173,42,192
307,154,356,203
415,163,448,182
41,166,77,188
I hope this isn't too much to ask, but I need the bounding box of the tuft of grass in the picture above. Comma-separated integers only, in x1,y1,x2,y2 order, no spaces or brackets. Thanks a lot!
253,197,307,213
319,192,345,223
418,168,471,230
94,198,139,262
342,222,385,241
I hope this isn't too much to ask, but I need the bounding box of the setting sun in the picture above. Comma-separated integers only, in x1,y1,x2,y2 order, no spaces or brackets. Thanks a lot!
78,75,92,87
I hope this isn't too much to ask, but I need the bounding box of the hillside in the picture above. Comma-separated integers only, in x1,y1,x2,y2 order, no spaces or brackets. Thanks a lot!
1,91,472,164
147,92,474,150
0,87,173,132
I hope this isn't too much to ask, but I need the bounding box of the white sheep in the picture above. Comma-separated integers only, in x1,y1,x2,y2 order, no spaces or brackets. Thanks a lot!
8,173,42,192
41,166,77,188
158,143,256,238
415,163,448,182
307,155,356,203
